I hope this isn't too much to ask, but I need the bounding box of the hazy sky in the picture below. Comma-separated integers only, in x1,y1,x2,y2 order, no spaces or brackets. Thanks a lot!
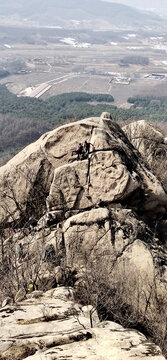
104,0,167,14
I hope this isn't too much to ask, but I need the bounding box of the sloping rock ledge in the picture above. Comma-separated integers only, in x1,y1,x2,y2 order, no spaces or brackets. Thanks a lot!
0,287,165,360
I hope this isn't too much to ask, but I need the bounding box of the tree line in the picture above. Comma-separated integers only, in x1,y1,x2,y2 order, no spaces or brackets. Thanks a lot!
0,84,167,165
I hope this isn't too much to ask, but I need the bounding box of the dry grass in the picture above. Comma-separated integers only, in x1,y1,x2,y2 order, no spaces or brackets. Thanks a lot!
1,344,36,360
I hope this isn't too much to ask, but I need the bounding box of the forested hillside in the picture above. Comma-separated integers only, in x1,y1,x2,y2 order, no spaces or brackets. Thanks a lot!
0,84,167,165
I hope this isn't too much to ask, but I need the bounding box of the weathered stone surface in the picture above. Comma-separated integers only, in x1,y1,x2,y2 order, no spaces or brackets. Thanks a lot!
47,151,140,212
64,208,112,267
0,153,53,223
65,207,152,264
63,206,166,325
0,118,98,224
64,207,152,267
15,287,26,303
46,117,167,215
123,120,166,164
0,115,167,228
0,114,167,358
1,297,13,308
0,287,165,360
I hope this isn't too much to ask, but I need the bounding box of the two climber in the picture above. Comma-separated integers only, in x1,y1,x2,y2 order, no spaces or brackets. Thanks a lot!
72,140,94,160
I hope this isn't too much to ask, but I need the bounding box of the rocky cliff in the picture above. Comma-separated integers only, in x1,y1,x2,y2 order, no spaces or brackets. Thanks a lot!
0,112,167,359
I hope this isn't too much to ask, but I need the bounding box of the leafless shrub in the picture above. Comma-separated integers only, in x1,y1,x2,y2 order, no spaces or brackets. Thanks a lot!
74,253,167,357
0,166,56,303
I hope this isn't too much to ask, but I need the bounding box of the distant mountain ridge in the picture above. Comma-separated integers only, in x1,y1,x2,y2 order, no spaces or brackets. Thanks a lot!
0,0,163,29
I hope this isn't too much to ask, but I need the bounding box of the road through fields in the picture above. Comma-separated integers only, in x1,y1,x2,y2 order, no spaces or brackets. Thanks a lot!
19,73,79,98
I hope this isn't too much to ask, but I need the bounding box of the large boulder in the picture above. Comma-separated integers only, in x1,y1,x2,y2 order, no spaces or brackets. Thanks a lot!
0,114,167,229
123,120,166,164
63,206,167,346
63,207,155,300
46,114,167,216
46,151,140,212
0,117,99,224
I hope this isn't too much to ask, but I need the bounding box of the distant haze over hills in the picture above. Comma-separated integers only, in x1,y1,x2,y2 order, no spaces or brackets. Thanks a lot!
0,0,164,29
103,0,167,17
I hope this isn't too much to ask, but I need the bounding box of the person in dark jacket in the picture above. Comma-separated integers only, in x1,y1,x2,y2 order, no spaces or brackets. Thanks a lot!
83,140,94,157
72,143,84,160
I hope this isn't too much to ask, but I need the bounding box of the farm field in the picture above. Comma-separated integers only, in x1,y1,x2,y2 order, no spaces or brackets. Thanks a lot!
0,25,167,107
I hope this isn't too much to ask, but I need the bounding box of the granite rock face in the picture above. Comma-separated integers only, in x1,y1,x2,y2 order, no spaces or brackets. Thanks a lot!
0,113,167,358
0,113,166,227
123,120,167,165
0,287,165,360
63,206,159,320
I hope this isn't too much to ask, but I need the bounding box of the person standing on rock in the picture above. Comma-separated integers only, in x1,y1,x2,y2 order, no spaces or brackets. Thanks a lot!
45,211,54,226
94,199,105,208
83,140,94,158
18,243,24,263
28,216,38,234
72,143,84,160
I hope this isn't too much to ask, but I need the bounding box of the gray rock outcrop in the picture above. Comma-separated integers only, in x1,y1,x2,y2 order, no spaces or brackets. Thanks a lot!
0,113,167,358
123,120,167,165
0,113,166,228
0,287,165,360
